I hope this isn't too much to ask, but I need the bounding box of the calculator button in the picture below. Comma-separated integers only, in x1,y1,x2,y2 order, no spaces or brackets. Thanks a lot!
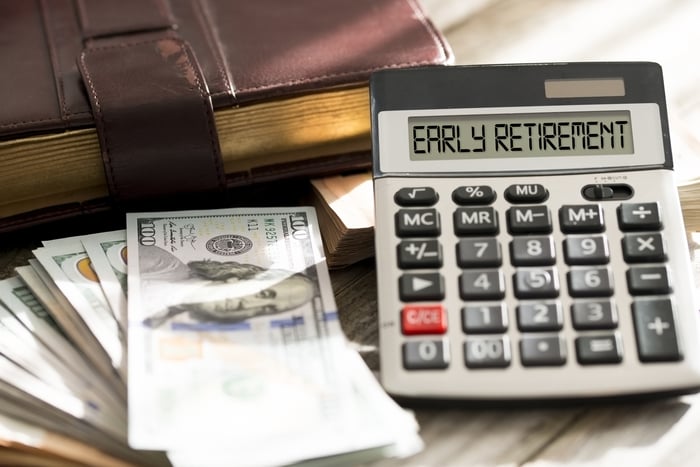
631,299,681,362
621,233,666,263
403,340,450,370
571,300,618,330
453,207,499,235
504,184,548,203
397,240,443,269
575,334,623,365
517,302,563,331
520,335,566,366
456,238,502,267
464,336,511,368
559,204,605,233
459,270,506,300
452,185,496,205
513,267,560,299
399,273,445,302
394,187,438,206
395,209,440,237
564,235,610,265
617,202,662,231
626,266,671,295
510,236,556,266
507,206,552,234
567,267,614,297
401,305,447,335
462,303,508,333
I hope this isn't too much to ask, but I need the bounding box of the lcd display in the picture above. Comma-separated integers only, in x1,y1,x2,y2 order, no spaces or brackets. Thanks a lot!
409,111,633,160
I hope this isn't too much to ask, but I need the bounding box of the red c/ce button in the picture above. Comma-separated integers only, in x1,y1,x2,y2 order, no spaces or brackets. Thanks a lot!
401,305,447,335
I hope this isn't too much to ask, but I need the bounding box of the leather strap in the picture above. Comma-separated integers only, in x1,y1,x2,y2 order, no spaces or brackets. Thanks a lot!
76,0,226,205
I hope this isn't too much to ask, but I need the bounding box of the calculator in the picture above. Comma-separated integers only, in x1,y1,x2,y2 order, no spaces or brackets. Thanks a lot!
370,62,700,400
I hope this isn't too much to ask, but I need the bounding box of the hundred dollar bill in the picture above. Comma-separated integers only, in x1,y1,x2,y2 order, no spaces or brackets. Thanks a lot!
42,235,123,329
0,277,126,423
167,350,423,467
33,240,126,381
126,207,419,463
15,262,125,398
82,230,128,329
0,308,125,443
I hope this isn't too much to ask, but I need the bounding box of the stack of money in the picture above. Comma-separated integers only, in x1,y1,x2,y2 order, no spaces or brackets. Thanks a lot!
0,207,421,466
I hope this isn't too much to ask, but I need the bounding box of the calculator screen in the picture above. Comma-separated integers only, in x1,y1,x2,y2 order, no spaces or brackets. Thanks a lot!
409,110,633,160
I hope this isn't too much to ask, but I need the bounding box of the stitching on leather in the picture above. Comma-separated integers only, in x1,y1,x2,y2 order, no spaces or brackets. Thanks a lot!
232,0,450,94
177,39,227,189
406,0,449,63
0,205,89,227
192,0,236,102
254,153,369,178
39,0,69,124
78,49,119,199
0,117,64,129
236,60,443,93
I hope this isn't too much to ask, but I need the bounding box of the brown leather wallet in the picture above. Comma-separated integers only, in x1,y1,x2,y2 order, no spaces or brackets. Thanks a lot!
0,0,452,232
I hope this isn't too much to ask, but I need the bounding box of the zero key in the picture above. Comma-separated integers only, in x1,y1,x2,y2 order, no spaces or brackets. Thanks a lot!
403,339,450,370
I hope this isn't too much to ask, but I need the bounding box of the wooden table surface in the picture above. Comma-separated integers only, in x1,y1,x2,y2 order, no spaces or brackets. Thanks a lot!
2,1,700,466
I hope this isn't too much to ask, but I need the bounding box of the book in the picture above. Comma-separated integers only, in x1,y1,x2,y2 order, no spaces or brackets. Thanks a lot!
0,0,452,231
310,171,375,268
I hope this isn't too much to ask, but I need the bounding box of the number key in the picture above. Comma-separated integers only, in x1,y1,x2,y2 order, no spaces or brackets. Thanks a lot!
510,236,555,266
564,235,610,265
517,302,563,331
462,303,508,333
513,267,560,299
464,336,511,368
459,270,506,300
567,267,614,297
403,340,450,370
571,300,618,329
456,238,502,267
